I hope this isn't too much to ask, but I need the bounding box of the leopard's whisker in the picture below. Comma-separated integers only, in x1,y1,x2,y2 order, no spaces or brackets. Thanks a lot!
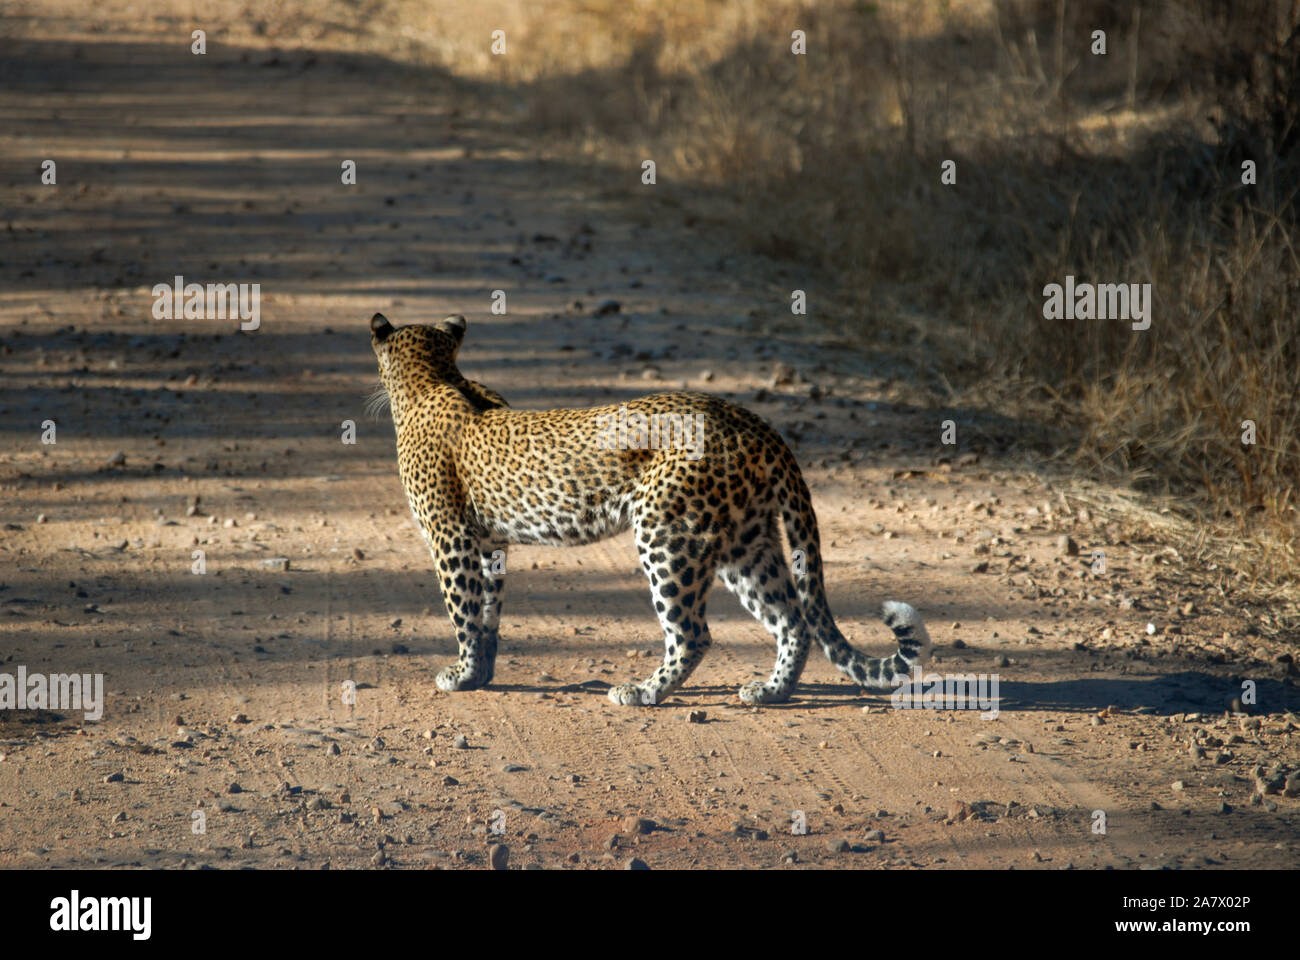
364,383,390,419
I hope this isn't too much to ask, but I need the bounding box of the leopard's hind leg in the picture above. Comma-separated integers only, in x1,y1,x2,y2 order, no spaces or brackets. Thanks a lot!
717,514,811,704
608,512,721,707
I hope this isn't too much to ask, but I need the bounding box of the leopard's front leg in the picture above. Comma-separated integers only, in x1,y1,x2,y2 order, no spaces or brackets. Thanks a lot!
426,528,496,692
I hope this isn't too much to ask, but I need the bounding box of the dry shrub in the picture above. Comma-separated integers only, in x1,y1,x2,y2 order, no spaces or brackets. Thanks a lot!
368,0,1300,591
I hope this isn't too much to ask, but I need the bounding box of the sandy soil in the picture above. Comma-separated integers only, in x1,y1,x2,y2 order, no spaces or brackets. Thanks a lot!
1,11,1297,870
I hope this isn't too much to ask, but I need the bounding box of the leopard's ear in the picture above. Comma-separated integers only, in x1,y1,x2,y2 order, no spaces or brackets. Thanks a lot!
440,315,467,343
370,313,395,341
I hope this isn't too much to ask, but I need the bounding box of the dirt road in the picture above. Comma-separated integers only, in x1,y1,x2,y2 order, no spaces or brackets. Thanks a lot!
1,13,1297,869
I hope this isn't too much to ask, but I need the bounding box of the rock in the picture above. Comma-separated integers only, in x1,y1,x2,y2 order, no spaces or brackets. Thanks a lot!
226,782,242,794
825,838,850,853
488,844,509,870
1171,781,1186,792
781,851,798,864
452,735,468,750
946,801,973,823
442,776,459,787
370,851,387,867
501,763,528,773
1256,774,1284,796
352,548,365,561
770,363,797,387
594,299,621,316
863,828,885,843
259,557,290,571
621,816,655,835
103,772,124,784
230,713,250,724
687,710,707,724
107,451,126,467
1058,535,1078,556
327,743,340,756
625,857,650,870
1285,772,1300,798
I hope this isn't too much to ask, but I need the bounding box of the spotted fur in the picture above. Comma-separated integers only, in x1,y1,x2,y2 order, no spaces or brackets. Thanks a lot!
369,313,931,705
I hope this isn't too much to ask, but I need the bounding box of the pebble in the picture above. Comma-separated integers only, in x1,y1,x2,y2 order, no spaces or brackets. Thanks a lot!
825,838,850,853
452,735,468,750
488,844,509,870
442,776,459,787
260,557,290,571
103,772,124,783
625,857,650,870
594,299,621,316
1058,535,1078,556
107,451,126,467
621,816,655,835
863,829,885,843
227,782,242,794
501,763,528,773
946,801,973,823
687,710,707,724
1171,781,1186,792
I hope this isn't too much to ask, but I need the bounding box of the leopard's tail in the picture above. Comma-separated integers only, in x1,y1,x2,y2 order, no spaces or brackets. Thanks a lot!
777,456,931,690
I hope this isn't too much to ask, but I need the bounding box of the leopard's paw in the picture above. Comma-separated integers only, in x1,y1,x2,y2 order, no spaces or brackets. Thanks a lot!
607,682,656,706
436,663,489,692
739,681,791,705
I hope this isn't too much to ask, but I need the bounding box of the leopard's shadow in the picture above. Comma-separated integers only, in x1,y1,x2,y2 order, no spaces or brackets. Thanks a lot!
484,671,1300,718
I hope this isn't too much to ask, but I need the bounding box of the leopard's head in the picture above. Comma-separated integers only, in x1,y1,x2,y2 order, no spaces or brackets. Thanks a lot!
368,313,467,422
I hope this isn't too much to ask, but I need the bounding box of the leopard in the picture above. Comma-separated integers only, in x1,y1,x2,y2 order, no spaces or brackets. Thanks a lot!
369,312,931,706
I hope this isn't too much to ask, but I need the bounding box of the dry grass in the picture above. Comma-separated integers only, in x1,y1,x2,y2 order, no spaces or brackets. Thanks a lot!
372,0,1300,600
71,0,1296,606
